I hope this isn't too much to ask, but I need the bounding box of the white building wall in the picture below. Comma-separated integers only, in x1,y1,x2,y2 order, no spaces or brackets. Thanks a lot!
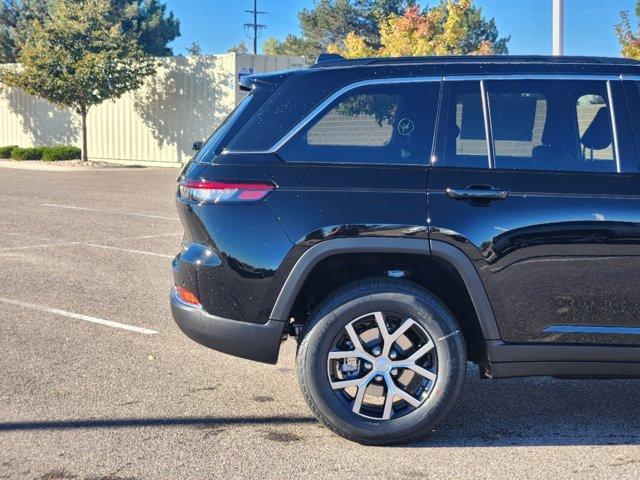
0,53,307,166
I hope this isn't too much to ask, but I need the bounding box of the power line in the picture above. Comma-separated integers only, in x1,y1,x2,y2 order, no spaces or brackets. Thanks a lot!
244,0,268,55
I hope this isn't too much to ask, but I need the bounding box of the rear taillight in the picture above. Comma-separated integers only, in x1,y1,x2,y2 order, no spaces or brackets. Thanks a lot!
178,179,275,203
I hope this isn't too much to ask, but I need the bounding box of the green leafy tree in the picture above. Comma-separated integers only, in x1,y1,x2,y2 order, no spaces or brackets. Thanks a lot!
263,0,413,59
0,0,180,63
263,34,312,56
0,0,49,63
228,40,248,54
1,0,157,161
113,0,180,56
186,41,203,56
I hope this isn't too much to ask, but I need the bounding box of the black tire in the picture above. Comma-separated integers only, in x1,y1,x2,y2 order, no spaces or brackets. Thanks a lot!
296,277,466,445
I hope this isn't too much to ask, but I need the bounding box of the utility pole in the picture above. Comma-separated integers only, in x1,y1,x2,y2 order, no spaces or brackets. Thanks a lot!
244,0,267,55
552,0,564,56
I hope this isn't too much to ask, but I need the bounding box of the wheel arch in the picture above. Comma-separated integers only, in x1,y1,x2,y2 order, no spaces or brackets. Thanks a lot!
270,238,500,343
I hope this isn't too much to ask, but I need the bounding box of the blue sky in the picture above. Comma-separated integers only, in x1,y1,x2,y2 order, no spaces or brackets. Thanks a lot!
165,0,636,57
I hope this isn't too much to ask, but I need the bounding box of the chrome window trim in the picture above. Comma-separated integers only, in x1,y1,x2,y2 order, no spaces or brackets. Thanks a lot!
544,325,640,335
222,73,627,157
479,79,495,169
222,76,442,155
606,80,622,173
444,74,622,82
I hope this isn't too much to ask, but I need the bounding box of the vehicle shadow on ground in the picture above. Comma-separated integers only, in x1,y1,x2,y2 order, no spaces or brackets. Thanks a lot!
416,364,640,448
0,415,316,432
2,364,639,448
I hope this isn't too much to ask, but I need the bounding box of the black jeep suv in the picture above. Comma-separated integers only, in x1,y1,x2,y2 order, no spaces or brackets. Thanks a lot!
171,54,640,445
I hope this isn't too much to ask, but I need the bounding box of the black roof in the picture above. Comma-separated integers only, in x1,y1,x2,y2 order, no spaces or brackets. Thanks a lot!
311,54,640,69
241,54,640,92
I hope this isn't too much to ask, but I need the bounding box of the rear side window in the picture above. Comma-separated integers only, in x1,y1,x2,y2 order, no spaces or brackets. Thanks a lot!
279,82,440,165
487,80,616,172
577,94,614,162
438,81,489,168
195,93,254,162
306,93,396,146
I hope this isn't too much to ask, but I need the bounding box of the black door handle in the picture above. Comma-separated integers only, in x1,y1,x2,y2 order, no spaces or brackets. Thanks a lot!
445,187,509,201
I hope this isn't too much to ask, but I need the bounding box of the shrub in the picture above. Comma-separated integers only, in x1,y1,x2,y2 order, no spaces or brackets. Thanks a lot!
0,145,18,159
42,146,82,161
10,147,45,161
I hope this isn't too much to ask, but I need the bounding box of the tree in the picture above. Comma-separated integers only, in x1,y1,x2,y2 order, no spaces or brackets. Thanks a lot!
617,2,640,59
112,0,180,56
263,0,414,59
0,0,180,63
330,1,509,58
186,41,203,56
263,34,312,56
228,40,248,54
1,0,156,161
0,0,49,63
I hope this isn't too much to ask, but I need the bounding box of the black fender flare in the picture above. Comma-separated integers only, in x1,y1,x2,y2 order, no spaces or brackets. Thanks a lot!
269,237,500,340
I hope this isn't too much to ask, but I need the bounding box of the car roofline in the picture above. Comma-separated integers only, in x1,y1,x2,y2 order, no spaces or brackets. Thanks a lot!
311,54,640,70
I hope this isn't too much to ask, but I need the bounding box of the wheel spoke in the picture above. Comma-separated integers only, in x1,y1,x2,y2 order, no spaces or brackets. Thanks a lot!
344,323,368,356
408,339,435,361
330,377,364,390
406,364,437,382
350,372,376,415
331,371,375,391
382,388,395,420
388,318,416,344
373,312,391,352
393,385,422,408
327,350,370,361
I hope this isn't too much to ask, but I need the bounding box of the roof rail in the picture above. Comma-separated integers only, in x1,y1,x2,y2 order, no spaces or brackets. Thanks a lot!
309,54,640,69
315,53,345,64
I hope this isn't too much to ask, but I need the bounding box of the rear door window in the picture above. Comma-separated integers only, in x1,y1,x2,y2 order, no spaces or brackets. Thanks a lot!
279,81,440,165
486,80,616,172
437,81,490,168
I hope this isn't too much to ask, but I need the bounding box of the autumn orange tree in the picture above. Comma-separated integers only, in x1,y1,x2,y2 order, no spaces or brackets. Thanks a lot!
617,2,640,59
329,1,509,58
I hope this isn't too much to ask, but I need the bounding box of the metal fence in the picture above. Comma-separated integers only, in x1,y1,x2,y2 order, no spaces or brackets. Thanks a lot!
0,54,306,167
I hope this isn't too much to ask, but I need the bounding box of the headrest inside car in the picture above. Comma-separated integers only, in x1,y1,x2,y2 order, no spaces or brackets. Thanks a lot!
581,106,612,151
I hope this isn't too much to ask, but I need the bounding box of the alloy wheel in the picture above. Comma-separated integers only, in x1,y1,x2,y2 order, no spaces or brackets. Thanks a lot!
326,311,438,420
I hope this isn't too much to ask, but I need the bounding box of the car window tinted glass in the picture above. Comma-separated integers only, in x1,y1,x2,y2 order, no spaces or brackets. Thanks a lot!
487,80,616,172
280,82,440,165
439,81,489,168
307,94,397,146
577,94,614,162
196,93,253,162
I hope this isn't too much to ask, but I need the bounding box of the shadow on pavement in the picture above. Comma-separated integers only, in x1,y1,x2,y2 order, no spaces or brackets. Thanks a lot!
413,365,640,448
2,365,639,448
0,415,316,432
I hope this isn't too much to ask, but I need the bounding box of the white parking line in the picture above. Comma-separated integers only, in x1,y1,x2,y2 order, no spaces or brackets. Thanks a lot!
42,203,179,221
0,241,173,258
0,298,158,335
122,233,183,240
0,241,81,252
83,243,174,258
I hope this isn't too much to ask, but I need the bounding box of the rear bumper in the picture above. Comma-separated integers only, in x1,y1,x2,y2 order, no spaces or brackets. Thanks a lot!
170,288,287,364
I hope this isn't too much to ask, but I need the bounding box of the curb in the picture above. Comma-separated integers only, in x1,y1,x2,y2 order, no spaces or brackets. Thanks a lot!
0,161,147,172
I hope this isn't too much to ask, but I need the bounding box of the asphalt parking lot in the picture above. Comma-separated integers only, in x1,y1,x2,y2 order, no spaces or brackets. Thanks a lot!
1,166,639,480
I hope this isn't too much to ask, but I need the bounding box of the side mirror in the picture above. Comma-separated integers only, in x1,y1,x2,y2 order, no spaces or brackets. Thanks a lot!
192,141,203,152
